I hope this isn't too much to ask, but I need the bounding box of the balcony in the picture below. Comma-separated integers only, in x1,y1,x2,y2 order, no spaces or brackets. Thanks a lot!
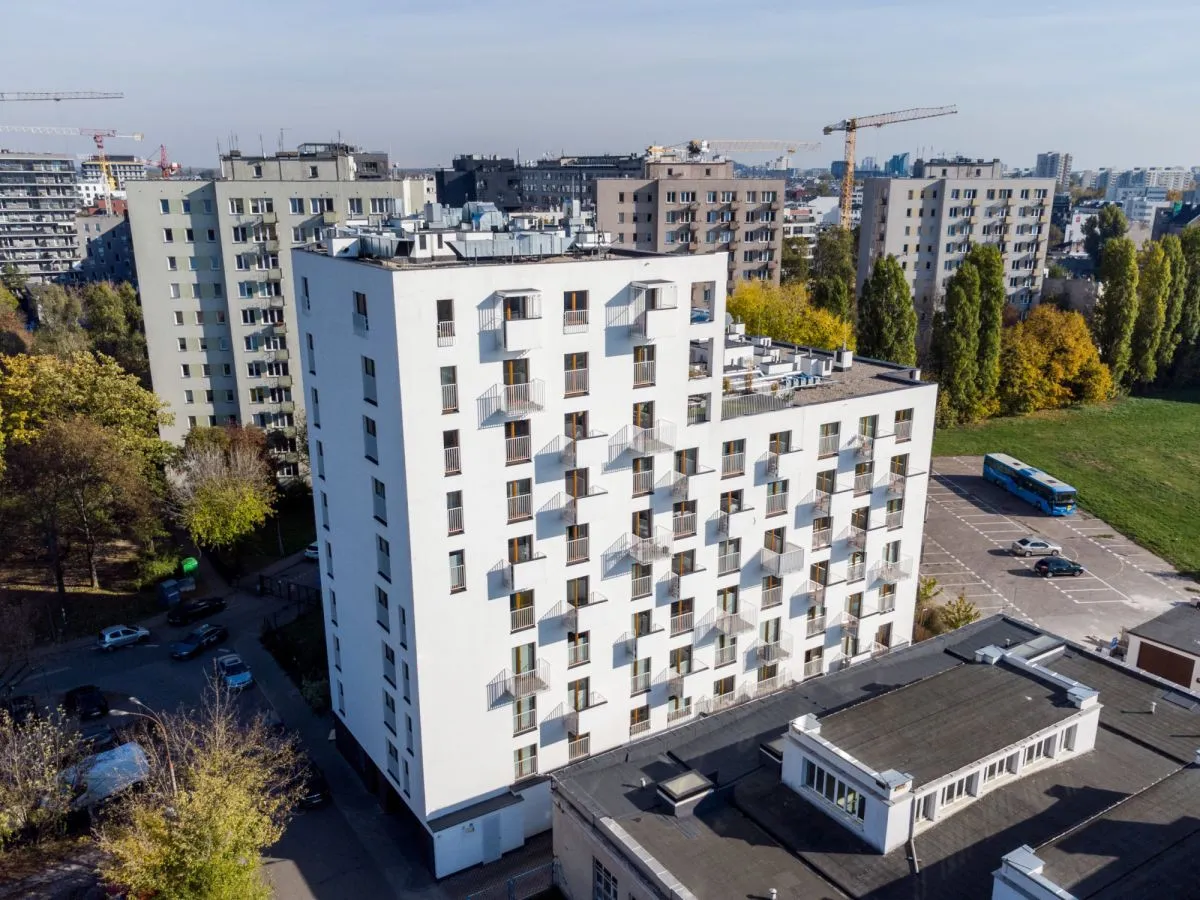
714,602,756,635
441,383,458,414
502,314,543,353
761,542,804,576
810,489,832,515
851,434,875,460
447,506,463,535
630,719,651,737
630,281,679,340
631,420,676,454
667,703,694,724
504,553,548,591
563,592,607,633
846,527,867,551
561,487,604,523
506,493,533,523
322,210,342,226
505,661,550,699
514,754,538,781
352,311,369,337
755,633,793,665
812,527,832,551
886,509,904,530
853,472,873,495
450,564,466,592
838,612,860,637
668,565,705,597
633,360,656,388
670,611,694,636
632,470,655,496
443,446,461,476
568,733,590,761
513,706,537,736
563,309,588,333
510,604,535,633
752,671,791,698
806,615,826,638
505,436,531,465
672,512,696,539
761,584,783,610
627,528,671,565
566,536,589,564
260,211,278,225
717,506,754,539
765,491,789,517
721,452,745,478
895,420,913,442
631,574,653,599
567,640,591,668
717,550,741,576
437,321,455,347
498,380,545,416
714,644,737,668
887,473,907,497
807,581,827,607
630,671,651,696
564,368,589,397
562,429,607,469
818,433,840,458
875,556,914,583
803,656,824,679
847,560,866,582
701,689,746,715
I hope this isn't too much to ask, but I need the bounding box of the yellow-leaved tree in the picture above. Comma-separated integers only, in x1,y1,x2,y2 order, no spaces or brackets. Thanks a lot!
726,280,855,351
998,306,1113,415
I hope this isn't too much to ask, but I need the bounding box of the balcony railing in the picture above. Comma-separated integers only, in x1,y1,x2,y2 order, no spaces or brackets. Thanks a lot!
818,433,840,457
633,360,656,387
888,473,907,497
721,452,745,478
761,542,804,576
714,644,737,668
756,633,793,664
568,641,590,667
667,703,694,723
803,656,824,679
852,434,875,460
562,430,607,469
672,512,697,539
886,509,904,530
513,707,536,736
505,435,531,465
631,574,653,599
510,605,535,632
441,383,458,413
505,554,548,591
507,493,533,523
447,506,463,535
670,612,694,636
562,592,607,632
436,321,455,347
628,529,672,564
717,551,741,576
806,615,826,638
875,556,915,583
715,602,756,635
895,420,913,442
671,473,690,499
444,446,461,476
853,473,873,495
631,420,676,454
568,734,591,761
564,368,589,397
701,689,746,715
630,719,651,737
632,470,655,496
810,489,832,515
566,537,589,564
717,507,754,539
514,755,538,780
506,661,551,699
807,580,827,606
812,528,832,551
450,565,466,592
352,311,370,336
879,594,897,614
848,560,866,582
668,566,704,597
761,585,783,610
630,671,651,695
563,309,589,333
752,671,791,698
499,380,546,416
839,612,860,636
847,527,867,551
765,491,789,517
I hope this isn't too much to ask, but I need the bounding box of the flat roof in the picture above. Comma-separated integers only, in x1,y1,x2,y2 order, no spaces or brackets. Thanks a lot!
1128,603,1200,659
817,661,1080,787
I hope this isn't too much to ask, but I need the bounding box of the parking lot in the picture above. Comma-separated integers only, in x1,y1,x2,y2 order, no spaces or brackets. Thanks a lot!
924,456,1192,648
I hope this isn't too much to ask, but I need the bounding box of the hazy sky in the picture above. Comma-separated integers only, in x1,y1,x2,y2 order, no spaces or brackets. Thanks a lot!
2,0,1192,171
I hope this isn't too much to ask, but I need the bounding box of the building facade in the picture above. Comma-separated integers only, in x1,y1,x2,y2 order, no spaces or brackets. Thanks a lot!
126,143,404,468
519,154,644,209
595,159,786,294
782,198,841,258
435,156,522,211
856,159,1054,332
80,154,147,190
0,150,80,283
1034,151,1072,192
292,234,935,877
75,203,135,284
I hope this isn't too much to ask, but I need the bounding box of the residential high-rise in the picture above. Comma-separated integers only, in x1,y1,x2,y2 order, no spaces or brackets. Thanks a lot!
595,157,786,294
292,227,935,877
126,142,406,470
856,158,1054,335
80,154,147,190
1035,151,1072,191
0,150,80,283
75,200,135,284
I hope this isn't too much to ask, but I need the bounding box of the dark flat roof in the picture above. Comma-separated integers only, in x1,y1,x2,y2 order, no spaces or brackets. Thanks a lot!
1128,603,1200,658
427,786,525,832
817,662,1079,786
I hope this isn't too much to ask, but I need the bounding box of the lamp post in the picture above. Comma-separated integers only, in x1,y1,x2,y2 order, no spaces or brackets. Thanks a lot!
113,697,177,796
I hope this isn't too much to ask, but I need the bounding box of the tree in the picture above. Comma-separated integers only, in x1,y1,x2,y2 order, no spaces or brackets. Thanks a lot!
914,576,944,640
939,593,982,631
0,281,18,314
0,305,31,357
0,708,82,848
1159,235,1188,370
1048,223,1065,249
856,255,916,365
97,686,303,900
1048,262,1069,280
780,236,810,285
726,280,854,350
174,439,277,552
998,306,1112,415
80,282,149,385
967,244,1005,416
938,263,982,422
28,284,87,358
1130,241,1170,386
1178,227,1200,349
0,263,26,300
1083,204,1128,268
810,227,856,319
1093,237,1140,387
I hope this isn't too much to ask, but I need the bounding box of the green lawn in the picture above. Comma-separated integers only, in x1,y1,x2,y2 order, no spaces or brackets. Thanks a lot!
933,391,1200,578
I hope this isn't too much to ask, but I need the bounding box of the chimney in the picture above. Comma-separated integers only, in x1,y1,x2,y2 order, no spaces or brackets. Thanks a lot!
834,347,853,371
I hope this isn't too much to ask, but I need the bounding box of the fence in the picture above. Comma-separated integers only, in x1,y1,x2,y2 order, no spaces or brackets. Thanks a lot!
464,861,559,900
257,573,322,607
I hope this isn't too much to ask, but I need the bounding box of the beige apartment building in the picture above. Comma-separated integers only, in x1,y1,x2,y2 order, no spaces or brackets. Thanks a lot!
596,158,785,293
856,158,1054,339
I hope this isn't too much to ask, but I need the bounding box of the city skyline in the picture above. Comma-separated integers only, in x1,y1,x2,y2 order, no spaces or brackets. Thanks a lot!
2,0,1194,171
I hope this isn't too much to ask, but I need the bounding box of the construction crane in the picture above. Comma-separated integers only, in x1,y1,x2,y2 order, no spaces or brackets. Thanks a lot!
0,125,144,190
0,91,123,102
823,106,958,229
646,139,820,161
152,144,181,179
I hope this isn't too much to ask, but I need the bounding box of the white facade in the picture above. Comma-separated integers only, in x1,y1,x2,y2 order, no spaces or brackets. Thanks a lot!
396,175,436,216
80,157,147,190
294,243,935,876
77,182,127,208
782,198,841,257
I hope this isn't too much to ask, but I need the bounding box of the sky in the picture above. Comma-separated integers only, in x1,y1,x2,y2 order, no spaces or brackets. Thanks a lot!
1,0,1193,172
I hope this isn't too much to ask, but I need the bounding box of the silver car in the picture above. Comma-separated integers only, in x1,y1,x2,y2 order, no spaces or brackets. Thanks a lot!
97,624,151,651
1010,537,1062,557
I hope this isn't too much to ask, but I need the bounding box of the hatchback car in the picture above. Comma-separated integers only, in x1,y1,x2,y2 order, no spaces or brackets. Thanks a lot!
215,654,253,691
1010,537,1063,557
1035,556,1085,578
64,685,109,720
97,625,150,651
166,596,227,627
170,623,228,660
303,542,320,561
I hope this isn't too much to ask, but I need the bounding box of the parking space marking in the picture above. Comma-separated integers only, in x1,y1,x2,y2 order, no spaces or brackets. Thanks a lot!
920,536,1037,626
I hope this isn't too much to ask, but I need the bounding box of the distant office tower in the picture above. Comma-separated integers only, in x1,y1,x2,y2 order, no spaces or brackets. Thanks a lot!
0,150,80,283
886,153,912,177
1035,152,1072,192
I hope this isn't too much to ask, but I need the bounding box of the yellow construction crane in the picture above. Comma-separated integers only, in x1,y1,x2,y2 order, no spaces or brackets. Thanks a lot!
823,106,958,229
646,139,820,161
0,125,144,191
0,91,123,102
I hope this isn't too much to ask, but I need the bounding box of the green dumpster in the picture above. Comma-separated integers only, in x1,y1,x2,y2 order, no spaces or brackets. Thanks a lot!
180,557,199,577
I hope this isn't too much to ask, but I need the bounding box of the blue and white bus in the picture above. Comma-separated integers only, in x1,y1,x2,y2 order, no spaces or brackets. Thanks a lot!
982,453,1077,516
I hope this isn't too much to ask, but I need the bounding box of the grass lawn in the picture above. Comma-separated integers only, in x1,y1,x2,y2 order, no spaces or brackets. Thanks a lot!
933,391,1200,578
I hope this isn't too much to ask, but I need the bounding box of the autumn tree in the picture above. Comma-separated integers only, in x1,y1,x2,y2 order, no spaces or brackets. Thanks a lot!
80,281,149,384
0,281,18,314
1093,237,1140,387
967,244,1006,415
0,708,83,848
856,255,916,365
727,280,854,350
810,227,856,319
938,263,982,422
174,437,277,553
29,284,87,358
1158,234,1188,370
0,263,25,299
939,593,982,631
780,236,810,285
998,306,1112,415
1179,227,1200,349
1130,241,1170,386
1083,204,1128,268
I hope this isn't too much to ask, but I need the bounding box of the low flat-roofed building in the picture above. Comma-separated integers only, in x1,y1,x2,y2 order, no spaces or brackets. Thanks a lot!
1124,603,1200,690
552,616,1200,900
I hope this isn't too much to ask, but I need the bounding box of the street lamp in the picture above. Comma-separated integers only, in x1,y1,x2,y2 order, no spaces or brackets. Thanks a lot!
112,697,177,796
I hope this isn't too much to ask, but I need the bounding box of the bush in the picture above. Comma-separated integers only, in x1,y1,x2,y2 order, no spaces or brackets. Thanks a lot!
300,679,330,714
134,550,180,590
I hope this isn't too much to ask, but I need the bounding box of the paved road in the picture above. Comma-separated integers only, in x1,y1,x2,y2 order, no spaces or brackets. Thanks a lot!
924,456,1190,647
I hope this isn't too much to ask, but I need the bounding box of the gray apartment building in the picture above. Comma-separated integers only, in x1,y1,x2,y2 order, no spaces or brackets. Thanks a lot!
595,158,785,292
519,153,644,208
126,142,405,473
75,204,135,284
856,158,1054,337
0,150,81,283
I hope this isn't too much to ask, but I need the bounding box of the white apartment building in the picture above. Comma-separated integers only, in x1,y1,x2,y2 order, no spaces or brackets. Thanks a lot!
80,155,147,190
293,231,936,877
857,159,1054,336
782,198,841,258
126,142,405,470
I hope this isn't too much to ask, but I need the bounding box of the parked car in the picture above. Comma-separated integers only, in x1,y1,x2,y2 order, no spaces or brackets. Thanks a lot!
166,596,227,627
295,758,331,809
303,542,320,561
97,625,150,651
80,721,118,754
64,685,109,720
215,654,254,691
1,694,37,725
1035,556,1085,578
1010,537,1063,557
169,623,228,660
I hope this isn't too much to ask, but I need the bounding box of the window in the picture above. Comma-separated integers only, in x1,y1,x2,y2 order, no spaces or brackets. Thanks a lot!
376,586,390,630
173,310,184,325
167,256,178,271
180,364,191,378
363,415,378,462
382,643,395,684
593,859,619,900
941,775,970,806
514,744,537,780
449,550,466,592
1024,734,1055,764
169,283,181,299
348,197,363,215
290,197,303,215
801,758,867,821
159,199,170,214
228,198,244,215
185,228,195,243
206,228,217,243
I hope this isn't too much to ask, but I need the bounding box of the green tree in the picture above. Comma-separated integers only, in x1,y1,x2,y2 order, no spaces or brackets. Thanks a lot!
998,306,1112,414
28,284,87,358
1159,235,1187,369
80,281,149,384
1093,237,1140,387
174,440,277,552
938,263,982,421
1083,204,1128,268
1048,262,1069,280
966,244,1005,415
0,263,26,299
1179,227,1200,348
1130,241,1170,386
856,255,916,365
939,593,982,630
780,236,810,285
0,281,18,314
810,227,856,319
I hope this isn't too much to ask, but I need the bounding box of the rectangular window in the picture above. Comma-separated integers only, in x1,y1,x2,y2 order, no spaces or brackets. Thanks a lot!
593,859,619,900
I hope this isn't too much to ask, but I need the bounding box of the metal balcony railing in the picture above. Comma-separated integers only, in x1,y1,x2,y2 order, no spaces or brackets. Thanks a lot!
631,574,653,599
765,492,789,517
715,602,756,635
513,707,537,736
507,493,533,523
714,644,737,667
807,580,827,606
886,509,904,530
568,734,590,761
806,615,826,638
436,321,455,347
568,641,590,667
449,565,466,592
628,529,671,564
670,612,694,636
566,537,589,564
632,470,655,496
875,557,915,583
506,662,550,699
441,383,458,413
879,594,897,614
505,435,531,465
848,560,866,582
752,672,790,697
564,368,589,397
847,527,867,551
562,592,606,632
630,719,651,737
818,433,840,457
631,420,675,454
853,473,873,495
563,309,589,333
761,585,783,609
803,656,824,679
721,452,745,477
671,473,690,499
633,360,656,387
812,528,832,551
352,311,369,336
667,703,694,723
673,512,696,539
761,542,804,576
888,473,907,497
668,566,704,597
839,612,860,636
447,506,463,535
717,551,741,576
510,605,535,632
852,434,875,460
500,380,545,416
630,671,651,696
702,689,746,715
811,489,832,515
514,755,538,780
717,507,753,538
756,632,793,664
895,420,913,442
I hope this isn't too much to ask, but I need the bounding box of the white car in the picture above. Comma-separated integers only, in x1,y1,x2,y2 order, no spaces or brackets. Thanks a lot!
215,654,254,691
1010,537,1062,557
303,542,320,561
97,624,151,651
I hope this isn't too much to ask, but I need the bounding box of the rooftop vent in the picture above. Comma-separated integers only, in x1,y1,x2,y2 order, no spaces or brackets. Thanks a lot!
975,645,1004,666
834,347,853,371
656,771,713,818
